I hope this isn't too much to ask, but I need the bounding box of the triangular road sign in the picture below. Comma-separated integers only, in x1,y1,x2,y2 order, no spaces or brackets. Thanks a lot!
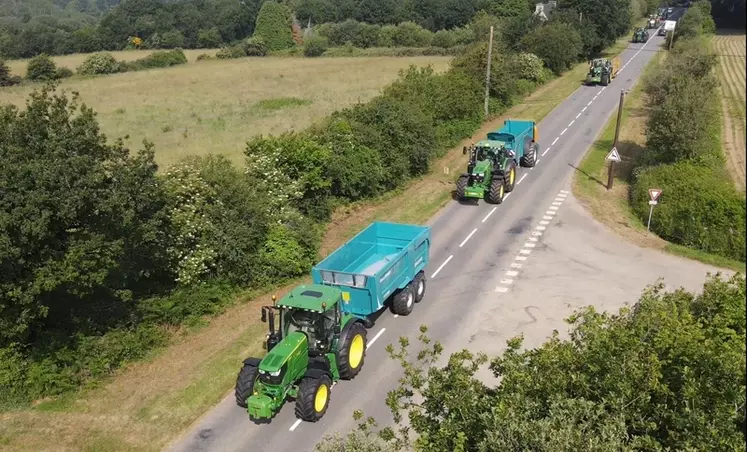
606,147,622,162
648,188,662,202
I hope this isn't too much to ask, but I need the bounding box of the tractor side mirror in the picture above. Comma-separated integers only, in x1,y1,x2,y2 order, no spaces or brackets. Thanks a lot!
463,146,467,155
261,307,267,323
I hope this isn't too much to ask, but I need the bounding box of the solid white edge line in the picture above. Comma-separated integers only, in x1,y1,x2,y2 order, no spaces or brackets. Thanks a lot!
431,255,453,278
551,137,559,145
504,192,512,200
289,419,302,432
482,206,498,222
459,228,478,247
517,173,528,185
367,328,386,349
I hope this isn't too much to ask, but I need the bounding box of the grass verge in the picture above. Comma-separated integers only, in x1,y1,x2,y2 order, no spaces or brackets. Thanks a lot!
571,41,746,273
0,33,642,452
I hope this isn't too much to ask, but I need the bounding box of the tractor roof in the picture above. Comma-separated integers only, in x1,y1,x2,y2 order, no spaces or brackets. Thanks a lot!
475,139,505,148
276,284,341,312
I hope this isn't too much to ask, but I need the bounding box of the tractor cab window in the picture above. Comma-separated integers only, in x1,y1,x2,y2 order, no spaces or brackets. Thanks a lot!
282,307,336,355
475,146,490,161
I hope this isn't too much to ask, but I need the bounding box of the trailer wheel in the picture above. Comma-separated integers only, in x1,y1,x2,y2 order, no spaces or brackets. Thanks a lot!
338,323,367,380
235,364,259,408
295,374,332,422
392,285,415,316
455,175,468,199
521,142,538,168
413,271,426,303
487,177,504,204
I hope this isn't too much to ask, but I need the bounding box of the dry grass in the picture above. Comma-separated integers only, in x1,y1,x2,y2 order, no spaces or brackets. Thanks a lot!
0,34,635,452
0,55,452,169
713,31,746,191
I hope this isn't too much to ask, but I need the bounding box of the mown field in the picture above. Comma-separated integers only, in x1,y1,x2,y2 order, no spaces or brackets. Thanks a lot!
0,55,452,169
713,31,746,191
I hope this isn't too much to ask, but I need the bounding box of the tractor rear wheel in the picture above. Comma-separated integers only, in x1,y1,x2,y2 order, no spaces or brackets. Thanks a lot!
235,364,259,408
487,177,505,204
521,142,538,167
338,323,367,380
455,175,468,199
392,285,415,316
601,74,609,86
295,374,332,422
504,165,517,193
413,271,426,303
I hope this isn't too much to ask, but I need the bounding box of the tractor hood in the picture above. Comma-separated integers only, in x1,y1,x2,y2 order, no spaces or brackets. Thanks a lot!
471,160,492,175
259,331,307,373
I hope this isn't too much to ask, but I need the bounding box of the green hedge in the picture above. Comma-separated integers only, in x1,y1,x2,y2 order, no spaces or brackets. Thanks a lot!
631,162,746,261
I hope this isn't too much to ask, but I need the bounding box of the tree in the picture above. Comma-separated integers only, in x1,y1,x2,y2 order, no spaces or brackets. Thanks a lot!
314,273,746,451
520,22,582,74
252,1,295,51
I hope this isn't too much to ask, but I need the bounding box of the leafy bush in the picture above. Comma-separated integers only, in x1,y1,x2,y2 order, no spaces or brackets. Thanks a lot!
216,45,247,59
391,22,432,47
0,59,21,86
631,162,745,261
25,54,57,81
304,35,329,57
253,1,294,51
196,53,214,61
315,274,747,451
54,67,73,79
123,49,188,71
244,37,268,56
521,22,583,75
77,52,119,75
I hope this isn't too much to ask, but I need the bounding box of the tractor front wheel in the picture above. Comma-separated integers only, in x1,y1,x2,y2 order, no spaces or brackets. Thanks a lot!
487,177,505,204
455,175,468,199
504,165,517,193
295,374,332,422
235,364,259,408
392,285,415,316
338,323,367,380
413,271,426,303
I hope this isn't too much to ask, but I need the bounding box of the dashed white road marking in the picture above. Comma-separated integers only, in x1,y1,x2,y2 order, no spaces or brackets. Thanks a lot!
515,255,528,261
542,148,550,156
568,120,575,127
500,278,514,285
549,206,559,211
517,174,528,185
576,113,581,119
552,201,562,206
582,106,587,112
430,255,453,278
536,159,540,164
504,193,512,200
289,420,302,432
459,228,478,247
539,220,550,225
367,328,386,349
506,270,519,277
482,207,497,223
524,242,536,248
528,236,538,242
532,231,543,236
519,249,532,255
551,137,559,145
536,225,547,231
560,128,568,135
495,286,509,293
510,262,522,269
542,215,553,220
587,101,593,106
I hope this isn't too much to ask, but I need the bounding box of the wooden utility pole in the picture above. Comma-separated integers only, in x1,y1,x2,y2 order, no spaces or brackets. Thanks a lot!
484,26,494,118
607,90,626,190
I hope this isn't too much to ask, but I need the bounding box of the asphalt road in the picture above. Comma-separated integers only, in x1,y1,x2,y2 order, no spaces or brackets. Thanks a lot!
168,11,685,452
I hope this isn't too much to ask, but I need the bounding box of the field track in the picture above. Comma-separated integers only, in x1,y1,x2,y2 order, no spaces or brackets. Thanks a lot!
713,32,746,191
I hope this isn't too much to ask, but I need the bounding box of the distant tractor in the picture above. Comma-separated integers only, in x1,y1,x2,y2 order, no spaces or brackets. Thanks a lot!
633,27,650,43
647,15,658,28
456,120,538,204
585,57,618,86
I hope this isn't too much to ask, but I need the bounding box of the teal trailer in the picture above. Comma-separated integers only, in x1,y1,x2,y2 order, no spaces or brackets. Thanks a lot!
311,221,430,323
486,119,540,167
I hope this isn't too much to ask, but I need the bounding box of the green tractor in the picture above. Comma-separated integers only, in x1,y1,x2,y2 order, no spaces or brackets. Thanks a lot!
235,285,368,422
585,57,617,86
632,27,650,43
455,140,518,204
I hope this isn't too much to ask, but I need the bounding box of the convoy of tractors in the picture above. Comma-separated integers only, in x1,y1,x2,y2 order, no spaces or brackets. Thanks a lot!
233,3,678,425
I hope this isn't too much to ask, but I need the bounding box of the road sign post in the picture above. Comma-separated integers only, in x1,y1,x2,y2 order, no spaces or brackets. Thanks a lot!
607,90,626,190
646,188,662,231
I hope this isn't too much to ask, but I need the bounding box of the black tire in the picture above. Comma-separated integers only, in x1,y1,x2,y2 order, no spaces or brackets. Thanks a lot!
412,271,426,303
504,164,517,193
455,175,468,199
295,374,332,422
585,74,592,85
338,323,367,380
601,74,609,86
235,364,259,408
392,285,415,316
521,142,538,167
487,177,504,204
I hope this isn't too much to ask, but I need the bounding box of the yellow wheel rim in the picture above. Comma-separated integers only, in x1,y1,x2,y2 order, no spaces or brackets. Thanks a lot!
314,384,328,412
509,168,515,185
499,185,504,198
349,334,364,369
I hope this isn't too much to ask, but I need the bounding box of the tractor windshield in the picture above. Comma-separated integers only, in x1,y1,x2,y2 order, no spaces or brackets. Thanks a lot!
282,307,336,353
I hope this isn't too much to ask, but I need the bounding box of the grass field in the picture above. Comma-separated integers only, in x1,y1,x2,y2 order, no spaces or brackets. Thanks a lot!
713,31,747,191
572,39,746,273
0,55,452,169
0,33,639,452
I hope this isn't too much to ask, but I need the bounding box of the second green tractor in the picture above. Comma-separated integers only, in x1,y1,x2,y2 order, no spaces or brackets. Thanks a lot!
632,27,650,43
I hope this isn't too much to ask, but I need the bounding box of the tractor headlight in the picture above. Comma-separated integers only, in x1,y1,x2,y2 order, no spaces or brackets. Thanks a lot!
269,370,281,377
258,369,266,374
